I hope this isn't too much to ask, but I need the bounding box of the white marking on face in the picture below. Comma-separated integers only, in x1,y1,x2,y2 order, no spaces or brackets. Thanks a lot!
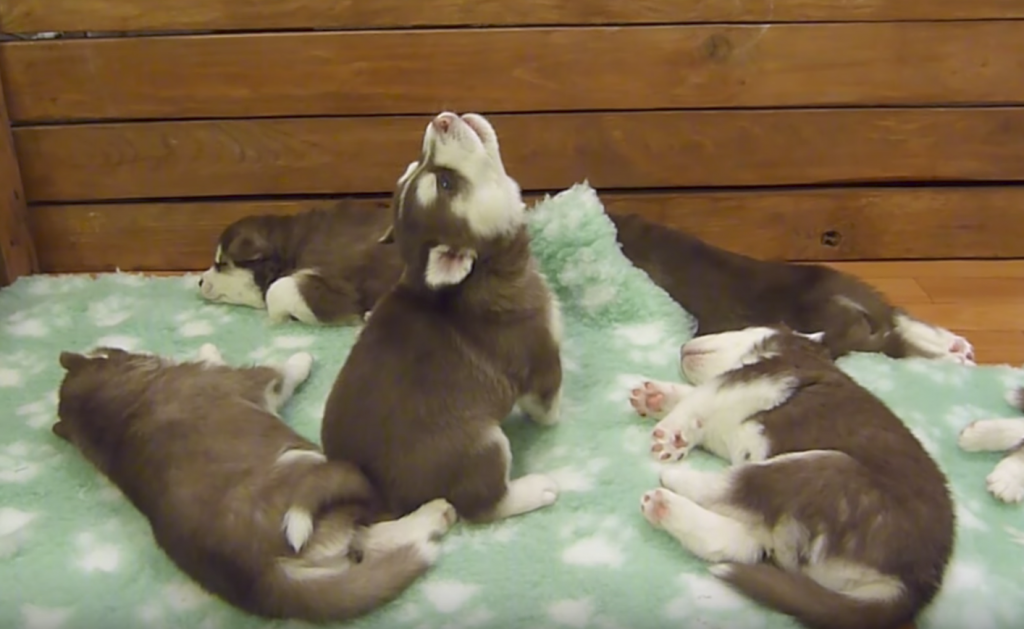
265,274,319,324
415,172,438,208
680,327,780,384
424,244,476,288
421,112,525,239
213,245,224,264
199,265,265,309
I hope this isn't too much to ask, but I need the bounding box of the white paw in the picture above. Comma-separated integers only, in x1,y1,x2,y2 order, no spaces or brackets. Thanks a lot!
282,507,314,553
629,380,692,420
412,498,459,537
947,334,976,366
640,488,673,528
519,391,561,426
987,455,1024,503
197,343,225,365
282,352,314,385
515,473,560,509
650,418,696,462
958,419,1024,453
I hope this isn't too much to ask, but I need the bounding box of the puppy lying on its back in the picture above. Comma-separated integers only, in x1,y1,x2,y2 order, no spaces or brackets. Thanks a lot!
322,112,564,523
958,385,1024,504
198,202,402,324
54,344,455,623
612,212,975,365
629,326,955,629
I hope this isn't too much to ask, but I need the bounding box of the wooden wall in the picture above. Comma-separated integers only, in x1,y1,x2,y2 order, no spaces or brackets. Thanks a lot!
1,0,1022,282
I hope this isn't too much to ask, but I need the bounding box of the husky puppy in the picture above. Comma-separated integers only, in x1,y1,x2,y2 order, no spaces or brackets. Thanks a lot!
629,326,954,629
53,343,455,623
958,385,1024,503
611,211,975,365
321,112,563,522
198,202,402,324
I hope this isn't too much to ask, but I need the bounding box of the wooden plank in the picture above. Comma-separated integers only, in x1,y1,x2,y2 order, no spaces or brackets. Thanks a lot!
5,0,1024,34
902,303,1024,332
16,108,1024,202
5,22,1024,122
916,277,1024,304
28,186,1024,273
826,260,1024,280
0,67,37,286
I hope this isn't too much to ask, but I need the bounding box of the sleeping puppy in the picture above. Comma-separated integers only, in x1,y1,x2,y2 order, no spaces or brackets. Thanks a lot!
198,202,402,324
321,111,564,522
630,326,954,629
611,212,975,365
53,343,455,623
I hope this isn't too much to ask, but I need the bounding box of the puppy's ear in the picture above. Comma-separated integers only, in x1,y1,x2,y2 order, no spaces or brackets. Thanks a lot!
225,232,273,263
59,351,89,372
377,225,395,244
424,245,476,288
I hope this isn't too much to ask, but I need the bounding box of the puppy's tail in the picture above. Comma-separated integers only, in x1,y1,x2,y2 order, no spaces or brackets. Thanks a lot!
710,563,917,629
260,537,439,623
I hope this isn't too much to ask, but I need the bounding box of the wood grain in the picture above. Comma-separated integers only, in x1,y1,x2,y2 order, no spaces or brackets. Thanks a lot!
16,109,1024,202
0,70,37,286
28,186,1024,273
4,0,1024,33
4,22,1024,122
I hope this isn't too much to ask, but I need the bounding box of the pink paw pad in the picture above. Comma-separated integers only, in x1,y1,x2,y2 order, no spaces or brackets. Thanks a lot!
630,381,666,417
950,337,975,363
641,489,670,524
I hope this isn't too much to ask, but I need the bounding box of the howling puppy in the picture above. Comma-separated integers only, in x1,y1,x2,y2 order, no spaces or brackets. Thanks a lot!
321,112,564,522
611,212,975,365
958,385,1024,503
629,327,954,629
198,202,402,324
53,344,455,623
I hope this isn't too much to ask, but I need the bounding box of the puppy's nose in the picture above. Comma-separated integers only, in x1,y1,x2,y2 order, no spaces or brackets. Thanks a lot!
432,112,458,134
198,278,204,288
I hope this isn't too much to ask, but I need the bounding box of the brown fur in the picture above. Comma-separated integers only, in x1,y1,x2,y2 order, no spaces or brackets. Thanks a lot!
53,347,438,623
708,330,954,629
321,113,562,521
610,212,927,360
205,202,402,323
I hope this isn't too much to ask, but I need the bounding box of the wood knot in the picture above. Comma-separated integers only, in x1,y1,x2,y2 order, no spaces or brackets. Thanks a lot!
703,34,733,61
820,230,843,247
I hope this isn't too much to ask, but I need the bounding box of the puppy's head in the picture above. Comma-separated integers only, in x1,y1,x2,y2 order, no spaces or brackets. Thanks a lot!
54,347,167,442
379,112,526,290
679,326,829,384
198,217,285,309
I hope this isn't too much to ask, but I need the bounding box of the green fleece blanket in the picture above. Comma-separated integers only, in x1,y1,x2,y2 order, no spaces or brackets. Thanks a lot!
2,183,1022,629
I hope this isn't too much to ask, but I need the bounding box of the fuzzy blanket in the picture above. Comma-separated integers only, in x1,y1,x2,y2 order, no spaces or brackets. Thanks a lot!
1,183,1023,629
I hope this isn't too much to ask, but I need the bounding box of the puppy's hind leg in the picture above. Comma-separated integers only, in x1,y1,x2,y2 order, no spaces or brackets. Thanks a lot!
518,341,563,426
893,312,975,365
263,352,315,412
358,499,459,563
451,426,560,522
640,488,763,565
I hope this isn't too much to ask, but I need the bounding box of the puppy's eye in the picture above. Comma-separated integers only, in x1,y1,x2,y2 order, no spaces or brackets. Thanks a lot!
437,172,453,191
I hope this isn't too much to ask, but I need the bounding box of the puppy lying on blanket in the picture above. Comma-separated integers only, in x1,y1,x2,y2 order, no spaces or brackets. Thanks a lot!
958,385,1024,503
53,344,455,623
321,112,563,522
198,202,402,325
611,212,975,365
629,326,954,629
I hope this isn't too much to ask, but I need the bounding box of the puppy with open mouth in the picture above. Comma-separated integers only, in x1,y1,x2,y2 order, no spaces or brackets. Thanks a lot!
321,112,564,523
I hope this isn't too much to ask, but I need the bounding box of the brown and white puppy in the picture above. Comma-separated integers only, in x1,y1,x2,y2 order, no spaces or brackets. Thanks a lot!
321,112,564,523
53,343,456,623
958,385,1024,504
198,202,402,324
629,326,955,629
611,212,975,365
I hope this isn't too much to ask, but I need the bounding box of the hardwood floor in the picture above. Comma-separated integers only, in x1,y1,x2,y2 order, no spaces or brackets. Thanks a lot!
825,260,1024,366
